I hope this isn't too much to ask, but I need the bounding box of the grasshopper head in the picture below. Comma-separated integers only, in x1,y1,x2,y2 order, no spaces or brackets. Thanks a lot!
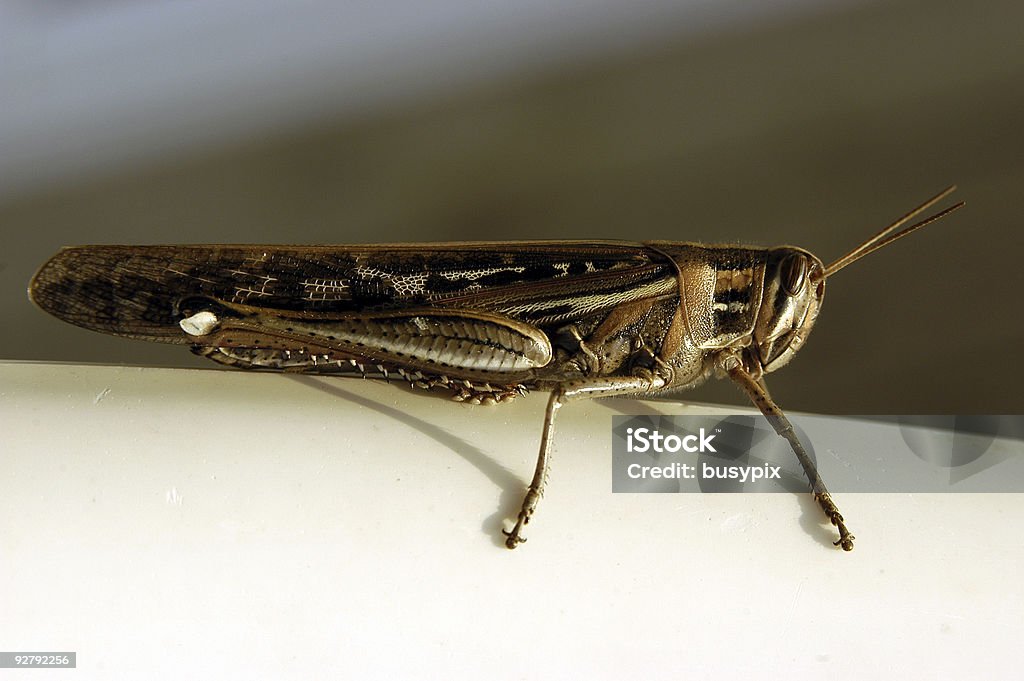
751,185,965,375
753,247,826,374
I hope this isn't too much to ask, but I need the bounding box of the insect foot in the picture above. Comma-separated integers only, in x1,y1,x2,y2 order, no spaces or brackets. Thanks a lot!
502,511,531,549
816,492,855,551
502,521,528,549
503,488,542,549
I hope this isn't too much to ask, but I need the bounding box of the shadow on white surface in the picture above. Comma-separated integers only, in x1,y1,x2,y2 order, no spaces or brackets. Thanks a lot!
1,362,1020,679
284,374,528,549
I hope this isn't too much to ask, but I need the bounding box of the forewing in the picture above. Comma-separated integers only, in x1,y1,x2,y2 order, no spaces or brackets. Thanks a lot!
29,242,677,343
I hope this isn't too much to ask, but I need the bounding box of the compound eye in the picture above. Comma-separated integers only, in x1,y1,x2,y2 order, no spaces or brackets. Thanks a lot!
780,252,808,296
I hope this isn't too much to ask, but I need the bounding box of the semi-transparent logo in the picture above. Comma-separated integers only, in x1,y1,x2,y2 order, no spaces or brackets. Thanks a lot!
611,415,1024,493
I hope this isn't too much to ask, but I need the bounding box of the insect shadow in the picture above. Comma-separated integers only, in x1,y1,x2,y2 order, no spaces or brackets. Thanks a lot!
285,374,528,547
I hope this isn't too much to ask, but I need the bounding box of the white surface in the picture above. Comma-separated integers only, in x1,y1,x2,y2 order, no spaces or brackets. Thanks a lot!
1,361,1020,679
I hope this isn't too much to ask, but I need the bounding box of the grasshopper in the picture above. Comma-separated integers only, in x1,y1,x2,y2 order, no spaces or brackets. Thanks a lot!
29,187,963,550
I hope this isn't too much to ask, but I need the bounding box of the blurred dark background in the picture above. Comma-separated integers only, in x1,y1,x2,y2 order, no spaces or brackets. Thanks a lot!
2,0,1021,413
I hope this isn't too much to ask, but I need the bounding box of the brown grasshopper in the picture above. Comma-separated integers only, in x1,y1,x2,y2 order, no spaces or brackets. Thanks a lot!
29,187,963,550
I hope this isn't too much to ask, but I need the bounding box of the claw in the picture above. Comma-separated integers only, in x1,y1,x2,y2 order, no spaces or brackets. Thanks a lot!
835,535,855,551
502,526,527,549
832,519,855,551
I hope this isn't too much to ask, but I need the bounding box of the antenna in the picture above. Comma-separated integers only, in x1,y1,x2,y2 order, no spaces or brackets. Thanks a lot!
825,186,965,278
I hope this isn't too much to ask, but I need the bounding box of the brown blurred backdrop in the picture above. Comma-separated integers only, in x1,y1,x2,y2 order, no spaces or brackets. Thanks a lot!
2,0,1021,413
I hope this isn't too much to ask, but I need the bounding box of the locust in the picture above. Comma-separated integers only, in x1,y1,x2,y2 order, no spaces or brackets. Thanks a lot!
29,186,964,551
